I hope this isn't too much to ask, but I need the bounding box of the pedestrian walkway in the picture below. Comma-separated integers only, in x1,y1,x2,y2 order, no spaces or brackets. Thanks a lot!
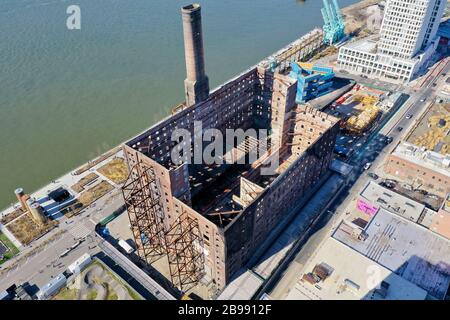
69,224,91,239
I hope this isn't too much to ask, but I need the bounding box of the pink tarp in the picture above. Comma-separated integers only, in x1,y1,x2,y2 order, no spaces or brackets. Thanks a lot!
356,199,378,217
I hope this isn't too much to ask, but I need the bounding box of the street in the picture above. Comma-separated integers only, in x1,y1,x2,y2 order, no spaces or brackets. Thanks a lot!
0,189,125,292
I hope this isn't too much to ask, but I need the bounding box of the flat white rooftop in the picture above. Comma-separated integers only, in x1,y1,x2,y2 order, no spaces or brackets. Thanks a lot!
360,181,425,223
341,37,424,66
216,269,263,300
333,209,450,299
286,237,427,300
345,38,378,53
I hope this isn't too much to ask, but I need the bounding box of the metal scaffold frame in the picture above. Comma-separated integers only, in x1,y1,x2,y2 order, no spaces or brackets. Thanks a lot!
166,211,205,291
122,161,205,292
122,164,166,262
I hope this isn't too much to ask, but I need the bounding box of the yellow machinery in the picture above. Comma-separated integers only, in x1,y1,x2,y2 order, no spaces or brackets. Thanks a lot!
413,112,450,154
344,94,380,134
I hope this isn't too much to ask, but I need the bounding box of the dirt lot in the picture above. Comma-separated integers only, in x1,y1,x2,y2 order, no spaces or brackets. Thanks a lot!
342,0,381,36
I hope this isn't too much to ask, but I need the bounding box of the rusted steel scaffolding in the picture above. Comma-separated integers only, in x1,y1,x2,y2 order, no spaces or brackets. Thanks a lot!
166,212,205,291
122,164,166,261
122,163,205,291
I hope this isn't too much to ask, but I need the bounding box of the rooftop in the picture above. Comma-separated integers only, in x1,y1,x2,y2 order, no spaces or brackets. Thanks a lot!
341,35,428,65
286,237,428,300
289,62,334,79
359,181,425,223
345,38,378,53
431,210,450,240
216,270,263,300
392,142,450,177
430,194,450,240
405,102,450,156
333,209,450,299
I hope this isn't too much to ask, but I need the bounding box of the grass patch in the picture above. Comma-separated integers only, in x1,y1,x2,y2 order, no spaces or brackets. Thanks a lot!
101,282,118,300
97,158,129,184
78,181,114,207
65,180,114,219
107,291,118,300
53,288,78,300
0,232,19,265
1,208,26,225
126,286,143,300
70,173,99,193
87,290,98,300
6,214,58,245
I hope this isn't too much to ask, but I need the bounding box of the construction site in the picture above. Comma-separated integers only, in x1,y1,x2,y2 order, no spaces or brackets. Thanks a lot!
120,3,340,297
341,91,381,135
328,84,386,158
406,101,450,155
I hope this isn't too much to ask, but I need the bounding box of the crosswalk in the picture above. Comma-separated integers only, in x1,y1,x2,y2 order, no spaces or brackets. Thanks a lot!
69,224,91,239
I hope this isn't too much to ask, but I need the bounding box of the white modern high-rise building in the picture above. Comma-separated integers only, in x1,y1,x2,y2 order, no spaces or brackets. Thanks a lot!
338,0,447,83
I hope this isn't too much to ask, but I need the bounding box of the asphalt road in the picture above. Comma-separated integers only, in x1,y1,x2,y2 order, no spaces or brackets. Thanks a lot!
0,189,125,292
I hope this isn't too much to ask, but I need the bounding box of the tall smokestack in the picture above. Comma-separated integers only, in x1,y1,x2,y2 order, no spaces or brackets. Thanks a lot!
14,188,27,212
181,3,209,106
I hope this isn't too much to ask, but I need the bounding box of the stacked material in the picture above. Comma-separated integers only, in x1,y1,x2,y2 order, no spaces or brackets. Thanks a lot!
413,112,450,154
344,95,380,134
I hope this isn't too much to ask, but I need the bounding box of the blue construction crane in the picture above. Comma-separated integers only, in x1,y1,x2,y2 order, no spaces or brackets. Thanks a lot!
321,0,345,45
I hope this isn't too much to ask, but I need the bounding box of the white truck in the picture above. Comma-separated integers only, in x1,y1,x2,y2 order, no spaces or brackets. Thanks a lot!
118,239,135,254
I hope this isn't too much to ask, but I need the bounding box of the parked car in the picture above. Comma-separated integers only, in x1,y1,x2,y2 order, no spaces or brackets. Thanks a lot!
380,181,395,189
368,172,379,180
380,179,396,189
363,162,372,171
406,114,413,119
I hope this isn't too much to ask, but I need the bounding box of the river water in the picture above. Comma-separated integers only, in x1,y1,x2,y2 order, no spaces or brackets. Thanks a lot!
0,0,357,209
